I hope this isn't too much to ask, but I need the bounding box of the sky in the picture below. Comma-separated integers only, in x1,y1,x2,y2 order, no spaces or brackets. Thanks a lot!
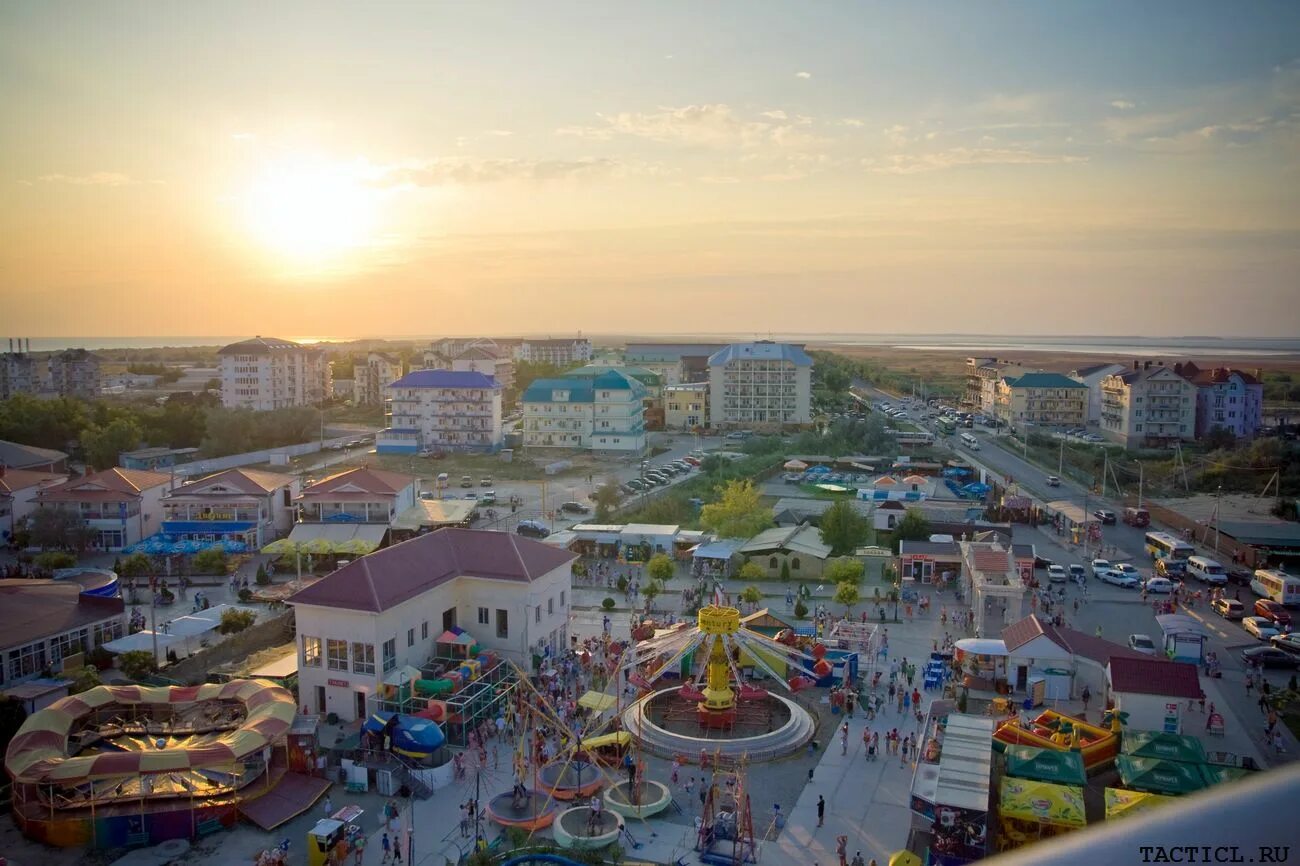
2,1,1298,339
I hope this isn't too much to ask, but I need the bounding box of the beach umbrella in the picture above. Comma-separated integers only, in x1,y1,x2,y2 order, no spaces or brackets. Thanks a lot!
260,538,299,555
302,537,336,555
336,538,378,556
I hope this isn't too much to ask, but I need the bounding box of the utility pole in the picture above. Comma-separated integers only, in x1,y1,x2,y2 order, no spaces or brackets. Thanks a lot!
1101,452,1109,498
1135,460,1144,508
1058,440,1064,476
1213,485,1222,553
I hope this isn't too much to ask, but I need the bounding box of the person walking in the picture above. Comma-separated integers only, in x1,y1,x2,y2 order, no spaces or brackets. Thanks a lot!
817,794,826,827
841,722,849,755
352,833,366,866
381,832,392,864
1081,686,1091,715
836,835,848,866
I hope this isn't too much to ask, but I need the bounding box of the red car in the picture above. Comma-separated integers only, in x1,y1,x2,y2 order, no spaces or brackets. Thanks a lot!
1254,599,1292,627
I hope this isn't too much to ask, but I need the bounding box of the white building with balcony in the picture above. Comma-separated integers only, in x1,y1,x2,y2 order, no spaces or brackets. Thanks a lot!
1100,361,1197,449
298,467,418,525
218,336,330,411
353,352,404,406
161,468,299,550
376,370,503,454
521,369,647,453
289,528,575,721
32,468,176,552
707,342,813,430
513,338,592,367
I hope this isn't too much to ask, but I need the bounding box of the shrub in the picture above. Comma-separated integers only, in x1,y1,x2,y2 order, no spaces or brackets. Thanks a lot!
738,561,765,582
647,553,675,583
238,588,253,603
68,666,102,694
601,597,616,611
616,575,629,592
739,585,763,605
118,552,153,577
779,560,791,582
34,551,76,570
255,563,271,586
86,646,114,670
794,598,808,619
824,557,865,585
219,609,257,634
191,547,228,575
118,650,157,681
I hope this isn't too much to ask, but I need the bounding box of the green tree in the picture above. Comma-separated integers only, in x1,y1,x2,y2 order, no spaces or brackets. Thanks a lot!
647,553,675,583
117,650,157,680
739,561,765,582
700,454,728,474
739,585,764,608
602,597,616,611
255,563,271,585
780,559,791,581
27,508,95,552
118,552,153,577
819,500,871,555
642,580,663,610
192,547,228,575
593,477,623,522
824,556,865,585
81,416,144,470
890,508,932,553
821,366,851,394
68,666,102,694
833,581,860,610
0,393,89,451
34,551,77,570
219,609,257,634
794,598,808,619
699,480,771,539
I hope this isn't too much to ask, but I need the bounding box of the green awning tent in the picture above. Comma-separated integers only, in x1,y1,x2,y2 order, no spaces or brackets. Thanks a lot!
1120,731,1208,765
1003,745,1087,786
1201,764,1251,786
1115,755,1209,796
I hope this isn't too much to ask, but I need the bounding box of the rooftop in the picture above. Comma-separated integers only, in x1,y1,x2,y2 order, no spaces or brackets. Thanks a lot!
708,341,813,367
1109,656,1202,699
36,467,173,502
0,439,68,471
1005,372,1087,389
288,528,577,613
522,369,647,403
303,467,415,497
170,467,296,497
0,468,65,496
1003,614,1156,665
0,580,125,652
739,523,832,559
217,336,316,355
389,369,500,390
1214,520,1300,548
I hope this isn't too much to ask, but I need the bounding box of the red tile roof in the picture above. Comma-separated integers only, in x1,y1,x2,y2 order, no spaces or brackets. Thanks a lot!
288,528,577,613
303,467,414,497
1002,615,1156,666
971,548,1010,574
0,468,65,496
172,468,294,496
1108,656,1202,699
35,468,173,502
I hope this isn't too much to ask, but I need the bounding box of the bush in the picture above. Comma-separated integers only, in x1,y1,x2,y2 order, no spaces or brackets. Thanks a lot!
255,563,271,586
794,598,808,619
738,561,765,582
219,609,257,634
780,560,791,582
34,551,76,570
118,552,153,577
118,650,157,681
647,553,675,583
602,597,616,611
238,587,253,603
616,575,629,592
824,557,865,585
68,666,101,694
739,585,763,605
191,547,228,575
86,646,114,670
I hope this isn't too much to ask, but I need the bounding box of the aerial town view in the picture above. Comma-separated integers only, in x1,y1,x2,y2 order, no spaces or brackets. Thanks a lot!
2,3,1299,866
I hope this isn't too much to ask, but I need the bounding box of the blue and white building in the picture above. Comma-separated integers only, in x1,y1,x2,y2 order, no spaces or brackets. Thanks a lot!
521,369,647,453
707,341,813,430
377,370,503,454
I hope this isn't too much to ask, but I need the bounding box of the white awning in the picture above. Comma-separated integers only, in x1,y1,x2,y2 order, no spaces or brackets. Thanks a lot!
250,653,298,679
103,631,177,654
954,637,1009,657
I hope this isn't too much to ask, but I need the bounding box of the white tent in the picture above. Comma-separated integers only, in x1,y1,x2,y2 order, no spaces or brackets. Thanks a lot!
164,614,221,639
102,631,178,654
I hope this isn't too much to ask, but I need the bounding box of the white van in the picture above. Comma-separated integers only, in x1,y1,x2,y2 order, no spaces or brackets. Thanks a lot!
1188,556,1227,585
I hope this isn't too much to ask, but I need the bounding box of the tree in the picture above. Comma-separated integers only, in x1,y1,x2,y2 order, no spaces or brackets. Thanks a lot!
593,477,623,522
1203,426,1237,451
642,580,663,610
68,666,102,694
255,563,271,585
27,508,95,552
81,416,143,470
739,561,765,582
890,508,932,553
794,598,808,619
780,559,791,581
602,597,616,611
700,454,727,474
739,585,764,609
117,650,157,681
192,547,228,575
34,551,77,570
819,500,871,555
0,393,89,451
821,366,851,394
118,552,153,577
833,581,860,610
699,480,772,539
647,553,675,583
219,609,257,634
824,556,865,585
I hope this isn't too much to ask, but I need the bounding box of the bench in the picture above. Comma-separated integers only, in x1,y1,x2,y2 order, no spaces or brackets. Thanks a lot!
196,818,224,837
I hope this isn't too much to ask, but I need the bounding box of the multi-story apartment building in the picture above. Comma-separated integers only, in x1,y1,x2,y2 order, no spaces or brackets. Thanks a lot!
521,369,646,453
1069,363,1128,425
513,338,592,367
965,359,1031,415
47,349,101,399
161,468,299,550
376,370,503,454
963,357,997,409
352,352,403,406
664,383,710,429
1,340,40,399
1100,361,1197,449
218,336,330,410
1180,363,1264,441
452,345,514,392
623,343,727,385
32,468,175,551
707,342,813,430
993,373,1088,430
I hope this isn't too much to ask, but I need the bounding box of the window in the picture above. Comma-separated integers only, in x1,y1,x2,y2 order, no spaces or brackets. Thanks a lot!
382,638,396,672
560,591,566,607
302,636,322,668
548,598,554,616
496,609,509,639
326,639,348,671
791,558,801,571
351,643,375,675
421,621,429,640
478,607,489,625
407,628,415,647
535,606,541,624
769,557,778,569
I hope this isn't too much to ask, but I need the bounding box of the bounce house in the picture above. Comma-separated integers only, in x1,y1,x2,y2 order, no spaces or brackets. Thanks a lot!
991,709,1119,770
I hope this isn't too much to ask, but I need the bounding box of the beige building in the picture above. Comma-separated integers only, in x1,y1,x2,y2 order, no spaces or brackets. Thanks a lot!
1100,361,1197,449
966,358,1031,414
993,372,1088,431
218,336,330,411
664,383,709,429
708,342,813,430
737,524,832,580
354,352,404,406
452,345,514,391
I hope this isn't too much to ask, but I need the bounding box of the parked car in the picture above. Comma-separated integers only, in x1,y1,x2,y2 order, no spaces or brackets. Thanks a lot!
1254,599,1293,627
1090,559,1113,579
480,477,493,487
1127,634,1157,655
1123,507,1150,528
1155,558,1188,578
1094,509,1117,525
460,475,474,488
560,501,591,515
1211,597,1245,620
1242,616,1281,641
682,456,701,466
1100,570,1139,588
1142,577,1176,594
1111,563,1141,579
1047,564,1067,584
480,491,497,505
1226,566,1253,587
1069,564,1087,583
515,519,549,538
1269,633,1300,655
1241,646,1300,669
1046,476,1061,487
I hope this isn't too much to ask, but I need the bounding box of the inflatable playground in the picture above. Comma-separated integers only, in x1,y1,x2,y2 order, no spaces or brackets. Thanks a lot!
991,709,1120,770
3,679,298,848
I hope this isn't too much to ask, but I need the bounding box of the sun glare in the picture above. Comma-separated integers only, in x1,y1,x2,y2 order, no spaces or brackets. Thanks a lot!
243,160,377,266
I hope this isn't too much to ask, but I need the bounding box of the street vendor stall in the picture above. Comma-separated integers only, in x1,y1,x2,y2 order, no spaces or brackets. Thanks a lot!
1115,755,1210,796
996,777,1085,850
954,638,1010,693
1104,787,1176,820
1002,745,1086,787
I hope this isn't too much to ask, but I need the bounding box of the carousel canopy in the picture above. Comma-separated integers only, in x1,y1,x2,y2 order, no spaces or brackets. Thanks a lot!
954,637,1009,657
1003,745,1087,787
362,711,445,756
998,777,1086,827
1103,787,1176,820
1115,755,1210,795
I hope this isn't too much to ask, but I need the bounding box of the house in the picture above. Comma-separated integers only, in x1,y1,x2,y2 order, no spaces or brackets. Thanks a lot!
959,540,1033,636
1001,614,1153,700
0,343,40,399
118,446,200,471
47,348,101,399
289,528,575,721
0,440,69,473
994,372,1088,431
298,467,418,525
664,382,710,430
331,378,355,400
738,524,832,579
1100,361,1197,449
708,342,813,430
354,352,404,406
377,369,503,454
33,468,175,551
623,343,726,385
619,524,681,560
161,468,299,549
0,579,126,688
0,467,68,543
452,345,514,392
521,370,647,454
1069,363,1128,425
771,497,872,527
513,338,592,367
1181,363,1264,441
218,336,331,411
898,540,964,584
1106,656,1203,734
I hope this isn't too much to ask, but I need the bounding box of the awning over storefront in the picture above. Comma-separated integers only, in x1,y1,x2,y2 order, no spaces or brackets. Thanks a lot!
693,539,745,561
280,522,386,554
954,638,1009,657
122,535,249,555
160,521,256,534
250,653,299,679
391,500,476,532
998,777,1086,827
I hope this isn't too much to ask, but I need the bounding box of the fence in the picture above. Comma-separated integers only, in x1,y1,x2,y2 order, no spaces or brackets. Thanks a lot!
169,435,360,478
1126,497,1261,568
163,610,296,684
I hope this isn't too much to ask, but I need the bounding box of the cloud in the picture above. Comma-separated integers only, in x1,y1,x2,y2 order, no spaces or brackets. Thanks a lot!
864,147,1087,174
1110,99,1136,110
883,124,910,146
760,110,788,121
556,104,819,150
698,176,740,184
795,71,812,80
373,157,647,186
485,129,514,137
839,118,866,128
33,172,138,186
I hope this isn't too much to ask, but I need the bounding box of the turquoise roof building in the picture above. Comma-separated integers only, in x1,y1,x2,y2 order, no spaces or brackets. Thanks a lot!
521,370,647,453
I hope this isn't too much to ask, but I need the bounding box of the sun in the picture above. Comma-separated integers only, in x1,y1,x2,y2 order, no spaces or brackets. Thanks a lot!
243,160,377,266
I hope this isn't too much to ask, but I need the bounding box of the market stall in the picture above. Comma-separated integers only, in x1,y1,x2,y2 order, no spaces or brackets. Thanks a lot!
1002,745,1086,787
996,777,1086,850
909,710,993,865
1115,755,1210,796
1103,787,1176,820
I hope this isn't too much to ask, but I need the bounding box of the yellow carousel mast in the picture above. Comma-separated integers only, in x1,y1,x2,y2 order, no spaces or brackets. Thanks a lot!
696,605,740,727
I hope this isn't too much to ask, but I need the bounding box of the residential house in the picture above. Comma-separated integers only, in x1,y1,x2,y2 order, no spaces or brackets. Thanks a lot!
0,342,40,399
738,524,833,579
218,336,331,411
514,338,592,367
1069,363,1128,425
354,352,404,406
994,372,1088,431
959,540,1033,636
708,342,813,430
33,468,175,552
1181,363,1264,441
289,528,575,721
1001,614,1154,700
377,369,503,454
47,349,101,399
161,468,299,549
564,365,664,430
963,358,997,410
1100,361,1197,449
664,382,709,429
0,440,69,473
453,345,515,391
1,581,126,688
1106,656,1202,735
521,369,647,453
623,343,727,385
0,467,68,543
118,446,200,471
966,359,1031,415
298,467,418,525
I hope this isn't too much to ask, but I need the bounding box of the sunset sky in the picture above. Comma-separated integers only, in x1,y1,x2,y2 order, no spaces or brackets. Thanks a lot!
2,1,1298,339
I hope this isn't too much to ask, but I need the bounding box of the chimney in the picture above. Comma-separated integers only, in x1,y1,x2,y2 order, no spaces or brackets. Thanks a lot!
25,338,30,353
